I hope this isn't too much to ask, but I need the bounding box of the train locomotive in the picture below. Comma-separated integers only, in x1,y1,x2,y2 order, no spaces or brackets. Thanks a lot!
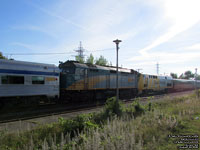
0,59,199,107
59,61,138,102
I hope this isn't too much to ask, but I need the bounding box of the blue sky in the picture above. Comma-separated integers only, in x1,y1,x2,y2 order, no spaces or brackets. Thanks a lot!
1,0,200,76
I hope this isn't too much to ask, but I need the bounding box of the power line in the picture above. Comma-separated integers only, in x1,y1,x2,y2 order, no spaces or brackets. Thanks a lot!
4,52,74,55
85,48,114,52
4,48,115,56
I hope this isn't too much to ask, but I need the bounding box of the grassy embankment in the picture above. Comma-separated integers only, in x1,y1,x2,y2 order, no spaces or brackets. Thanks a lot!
0,92,200,150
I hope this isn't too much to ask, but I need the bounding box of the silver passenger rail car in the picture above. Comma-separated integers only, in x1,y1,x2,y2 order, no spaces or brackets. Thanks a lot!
0,59,60,106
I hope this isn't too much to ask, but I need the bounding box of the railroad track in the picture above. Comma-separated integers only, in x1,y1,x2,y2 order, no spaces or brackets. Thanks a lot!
0,91,193,124
0,96,138,124
0,103,104,124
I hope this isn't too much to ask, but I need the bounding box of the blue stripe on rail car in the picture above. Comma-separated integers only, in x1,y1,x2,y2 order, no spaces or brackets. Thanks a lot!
0,69,59,76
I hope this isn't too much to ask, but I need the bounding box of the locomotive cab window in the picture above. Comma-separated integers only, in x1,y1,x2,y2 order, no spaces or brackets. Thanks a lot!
1,75,24,84
32,76,45,84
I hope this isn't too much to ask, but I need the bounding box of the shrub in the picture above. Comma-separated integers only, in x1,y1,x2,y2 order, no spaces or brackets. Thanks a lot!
125,100,145,117
59,114,99,138
103,97,124,118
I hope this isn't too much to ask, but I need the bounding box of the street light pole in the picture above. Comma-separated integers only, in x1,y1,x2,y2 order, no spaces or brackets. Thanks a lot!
113,39,122,102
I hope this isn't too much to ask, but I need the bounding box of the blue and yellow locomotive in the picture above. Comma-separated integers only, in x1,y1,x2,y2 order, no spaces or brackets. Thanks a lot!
59,61,138,102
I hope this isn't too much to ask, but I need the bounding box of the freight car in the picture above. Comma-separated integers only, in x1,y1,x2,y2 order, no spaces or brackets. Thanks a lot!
59,61,138,103
0,59,60,107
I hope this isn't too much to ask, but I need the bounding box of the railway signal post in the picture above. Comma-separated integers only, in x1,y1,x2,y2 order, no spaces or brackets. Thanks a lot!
113,39,122,102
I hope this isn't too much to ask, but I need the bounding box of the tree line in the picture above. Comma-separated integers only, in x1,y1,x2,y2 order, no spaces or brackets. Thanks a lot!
75,53,111,66
170,71,200,80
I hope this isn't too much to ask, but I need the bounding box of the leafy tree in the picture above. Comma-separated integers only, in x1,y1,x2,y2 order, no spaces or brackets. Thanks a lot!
0,52,7,59
86,53,94,64
179,70,194,79
95,55,108,66
75,53,110,66
170,73,178,79
75,56,85,63
184,70,194,79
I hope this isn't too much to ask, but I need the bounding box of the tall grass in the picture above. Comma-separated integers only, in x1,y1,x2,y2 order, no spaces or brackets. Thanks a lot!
0,94,200,150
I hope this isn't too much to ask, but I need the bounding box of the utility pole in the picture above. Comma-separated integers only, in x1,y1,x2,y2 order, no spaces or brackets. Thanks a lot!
74,41,85,62
113,39,122,102
156,62,159,75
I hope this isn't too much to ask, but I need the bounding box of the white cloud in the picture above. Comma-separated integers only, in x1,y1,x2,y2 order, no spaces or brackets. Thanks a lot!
127,50,200,75
79,0,142,53
185,43,200,50
125,0,200,75
129,51,200,64
27,1,89,32
83,0,136,35
11,25,59,38
139,0,200,55
11,42,44,51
